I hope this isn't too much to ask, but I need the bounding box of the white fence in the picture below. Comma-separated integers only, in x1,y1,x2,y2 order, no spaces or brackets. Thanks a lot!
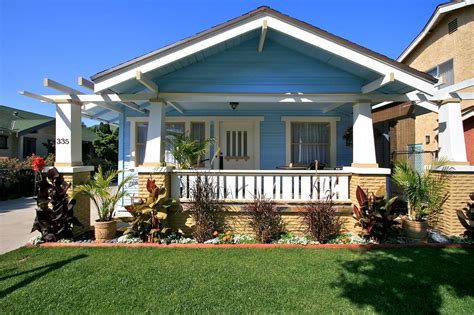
170,170,350,202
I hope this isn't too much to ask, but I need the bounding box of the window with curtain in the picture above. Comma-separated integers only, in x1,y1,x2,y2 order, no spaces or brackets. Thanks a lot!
290,122,330,165
165,122,185,164
136,123,148,165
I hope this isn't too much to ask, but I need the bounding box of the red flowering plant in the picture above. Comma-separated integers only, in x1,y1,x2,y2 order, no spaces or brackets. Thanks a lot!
32,156,46,173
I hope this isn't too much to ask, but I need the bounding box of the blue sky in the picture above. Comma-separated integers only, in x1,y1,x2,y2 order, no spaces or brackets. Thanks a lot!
0,0,441,119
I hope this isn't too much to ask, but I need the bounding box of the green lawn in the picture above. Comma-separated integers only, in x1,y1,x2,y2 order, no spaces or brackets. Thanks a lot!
1,247,473,314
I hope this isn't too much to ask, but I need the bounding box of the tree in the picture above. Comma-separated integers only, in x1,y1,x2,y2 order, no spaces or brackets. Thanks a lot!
92,123,118,163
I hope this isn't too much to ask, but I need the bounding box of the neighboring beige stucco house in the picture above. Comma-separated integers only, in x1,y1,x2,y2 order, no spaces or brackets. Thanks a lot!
374,0,474,167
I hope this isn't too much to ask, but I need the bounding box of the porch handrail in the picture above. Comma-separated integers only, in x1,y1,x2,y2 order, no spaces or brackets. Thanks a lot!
170,169,352,176
170,169,351,202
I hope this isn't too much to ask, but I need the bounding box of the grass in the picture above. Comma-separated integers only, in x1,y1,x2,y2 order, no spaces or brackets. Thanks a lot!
1,247,473,314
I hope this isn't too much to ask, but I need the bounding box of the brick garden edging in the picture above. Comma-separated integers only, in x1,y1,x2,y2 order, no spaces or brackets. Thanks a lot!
34,242,474,249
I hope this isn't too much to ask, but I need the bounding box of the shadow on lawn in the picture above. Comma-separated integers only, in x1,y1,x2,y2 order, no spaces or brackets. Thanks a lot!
335,248,474,314
0,254,87,298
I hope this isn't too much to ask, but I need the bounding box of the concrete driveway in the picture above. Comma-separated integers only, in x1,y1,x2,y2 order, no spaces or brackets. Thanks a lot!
0,197,40,255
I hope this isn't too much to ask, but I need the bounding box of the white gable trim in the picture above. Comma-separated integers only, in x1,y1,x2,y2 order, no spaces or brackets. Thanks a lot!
94,14,435,95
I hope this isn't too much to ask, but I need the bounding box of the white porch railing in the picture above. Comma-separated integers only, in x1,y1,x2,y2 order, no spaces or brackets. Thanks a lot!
170,170,350,202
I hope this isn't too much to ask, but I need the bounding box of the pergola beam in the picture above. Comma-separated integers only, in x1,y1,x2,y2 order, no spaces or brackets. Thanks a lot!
136,71,159,93
323,103,346,113
258,20,268,53
44,78,84,95
361,73,395,94
78,76,95,90
19,90,55,103
166,101,184,114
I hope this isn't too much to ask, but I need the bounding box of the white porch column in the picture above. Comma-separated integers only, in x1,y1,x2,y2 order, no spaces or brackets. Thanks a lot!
143,101,165,166
352,102,378,167
438,99,468,164
55,102,82,166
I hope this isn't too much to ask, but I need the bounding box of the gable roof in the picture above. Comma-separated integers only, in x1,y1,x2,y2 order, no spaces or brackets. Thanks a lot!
0,105,54,136
0,105,99,141
398,0,473,62
91,6,436,93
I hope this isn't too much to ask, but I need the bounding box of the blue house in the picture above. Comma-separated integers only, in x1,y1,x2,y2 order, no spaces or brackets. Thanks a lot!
21,6,471,223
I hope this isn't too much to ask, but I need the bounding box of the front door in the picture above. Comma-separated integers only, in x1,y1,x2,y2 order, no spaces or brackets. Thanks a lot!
219,122,255,169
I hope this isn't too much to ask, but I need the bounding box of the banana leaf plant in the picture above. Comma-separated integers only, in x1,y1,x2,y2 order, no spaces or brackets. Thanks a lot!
456,192,474,238
353,185,399,242
32,167,82,242
124,178,177,243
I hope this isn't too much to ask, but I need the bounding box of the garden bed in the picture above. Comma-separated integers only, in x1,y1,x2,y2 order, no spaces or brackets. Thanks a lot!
33,242,474,249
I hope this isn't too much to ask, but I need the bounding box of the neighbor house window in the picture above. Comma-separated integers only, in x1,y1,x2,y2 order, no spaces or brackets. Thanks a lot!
427,59,454,87
136,123,148,165
290,122,330,165
0,135,8,149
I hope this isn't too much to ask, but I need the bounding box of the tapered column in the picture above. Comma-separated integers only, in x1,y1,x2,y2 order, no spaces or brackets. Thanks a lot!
55,102,82,166
143,101,166,166
352,102,378,167
438,99,468,164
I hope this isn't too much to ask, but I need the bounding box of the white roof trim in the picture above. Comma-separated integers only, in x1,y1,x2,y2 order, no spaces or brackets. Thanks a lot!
398,0,473,62
94,14,436,95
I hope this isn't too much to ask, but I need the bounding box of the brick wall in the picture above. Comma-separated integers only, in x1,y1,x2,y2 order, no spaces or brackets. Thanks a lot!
63,171,91,237
434,171,474,236
168,202,353,237
138,172,170,199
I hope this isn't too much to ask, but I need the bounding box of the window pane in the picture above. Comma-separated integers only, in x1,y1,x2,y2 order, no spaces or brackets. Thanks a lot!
137,123,148,144
165,122,185,164
438,59,454,87
190,122,205,141
290,122,330,165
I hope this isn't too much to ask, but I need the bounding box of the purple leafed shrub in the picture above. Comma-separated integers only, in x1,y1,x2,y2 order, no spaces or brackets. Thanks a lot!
32,167,82,242
304,193,342,243
246,193,284,243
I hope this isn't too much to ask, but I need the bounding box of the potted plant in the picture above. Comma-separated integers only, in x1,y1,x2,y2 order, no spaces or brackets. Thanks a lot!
73,166,133,242
392,160,451,239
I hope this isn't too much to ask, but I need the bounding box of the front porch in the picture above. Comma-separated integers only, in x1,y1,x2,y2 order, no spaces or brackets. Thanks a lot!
19,6,474,236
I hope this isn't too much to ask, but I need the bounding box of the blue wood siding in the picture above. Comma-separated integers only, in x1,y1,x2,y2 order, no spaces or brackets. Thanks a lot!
156,38,365,93
165,105,353,168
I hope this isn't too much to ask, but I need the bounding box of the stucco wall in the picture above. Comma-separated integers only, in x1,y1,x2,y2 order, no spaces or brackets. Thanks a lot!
403,6,474,86
402,6,473,163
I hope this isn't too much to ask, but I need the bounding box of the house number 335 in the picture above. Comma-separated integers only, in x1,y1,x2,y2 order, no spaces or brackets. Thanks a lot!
56,138,70,145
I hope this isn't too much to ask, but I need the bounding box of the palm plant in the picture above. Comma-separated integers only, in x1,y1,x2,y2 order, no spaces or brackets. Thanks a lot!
392,159,451,222
73,166,134,222
169,133,212,169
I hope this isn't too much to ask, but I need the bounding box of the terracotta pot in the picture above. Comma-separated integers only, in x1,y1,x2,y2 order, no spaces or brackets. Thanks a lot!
402,218,428,240
94,220,117,242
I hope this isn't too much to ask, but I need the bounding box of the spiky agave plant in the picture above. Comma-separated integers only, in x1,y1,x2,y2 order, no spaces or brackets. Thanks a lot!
392,159,451,222
72,166,134,222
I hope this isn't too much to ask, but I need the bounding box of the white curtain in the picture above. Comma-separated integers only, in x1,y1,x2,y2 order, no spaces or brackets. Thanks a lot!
136,123,148,165
291,122,330,165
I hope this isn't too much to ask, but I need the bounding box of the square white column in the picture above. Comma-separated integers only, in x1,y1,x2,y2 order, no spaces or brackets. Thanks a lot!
352,102,378,167
438,99,468,164
143,101,165,166
55,102,82,166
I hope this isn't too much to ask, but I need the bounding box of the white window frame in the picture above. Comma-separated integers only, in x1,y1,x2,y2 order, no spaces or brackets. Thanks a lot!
427,59,454,88
282,116,340,167
127,116,264,169
127,117,211,167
